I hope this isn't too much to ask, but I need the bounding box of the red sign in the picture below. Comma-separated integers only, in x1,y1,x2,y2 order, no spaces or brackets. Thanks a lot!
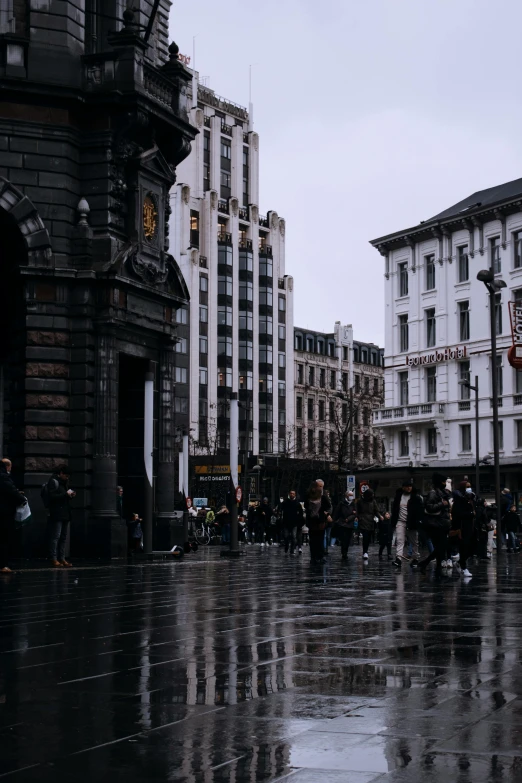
186,497,192,509
508,302,522,369
359,481,370,494
235,486,243,503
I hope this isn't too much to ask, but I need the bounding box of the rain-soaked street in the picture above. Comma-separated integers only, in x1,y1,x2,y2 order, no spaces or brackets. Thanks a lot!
1,547,522,782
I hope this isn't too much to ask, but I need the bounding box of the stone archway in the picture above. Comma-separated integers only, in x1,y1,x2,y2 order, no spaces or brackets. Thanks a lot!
0,177,52,264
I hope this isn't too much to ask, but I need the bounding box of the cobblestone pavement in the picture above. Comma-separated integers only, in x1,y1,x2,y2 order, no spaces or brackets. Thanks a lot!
1,545,522,782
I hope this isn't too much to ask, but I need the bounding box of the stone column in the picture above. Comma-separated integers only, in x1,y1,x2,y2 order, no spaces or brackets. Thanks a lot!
91,329,126,557
155,344,182,549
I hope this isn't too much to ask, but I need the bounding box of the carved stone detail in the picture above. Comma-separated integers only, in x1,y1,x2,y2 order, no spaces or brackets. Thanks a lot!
279,218,286,237
191,249,198,266
210,191,218,211
250,205,258,224
194,108,204,128
230,197,239,217
270,212,279,230
252,133,259,151
181,184,190,205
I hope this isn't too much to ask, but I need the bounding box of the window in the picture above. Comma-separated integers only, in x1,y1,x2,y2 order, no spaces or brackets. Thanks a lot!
259,315,273,334
398,371,409,406
363,436,369,458
220,138,231,159
199,305,208,323
425,254,435,290
259,435,272,453
342,372,348,391
203,163,210,192
515,231,522,269
308,366,315,386
306,337,314,352
373,436,379,461
330,370,336,390
319,368,326,388
459,361,470,399
0,3,15,34
516,421,522,449
199,336,208,354
354,374,360,393
218,368,233,388
259,287,273,307
174,397,188,414
199,275,208,292
458,300,470,341
297,364,304,384
239,311,253,331
218,245,232,266
278,381,286,397
278,296,286,311
343,346,348,361
426,308,436,347
279,410,286,426
199,399,207,418
175,367,187,383
398,262,408,297
218,336,232,357
175,337,187,353
239,340,253,360
239,371,253,390
218,306,232,326
174,307,187,324
399,431,409,457
495,354,503,397
330,431,336,454
307,429,314,453
318,399,325,421
362,408,370,426
307,398,314,420
259,405,272,423
342,404,348,424
517,366,522,395
218,275,232,296
373,378,379,394
220,170,231,196
199,367,208,385
329,400,335,421
239,280,253,301
461,424,471,452
278,324,286,341
425,428,437,454
295,333,303,350
239,250,253,271
458,245,469,282
495,293,502,335
364,376,370,393
318,430,325,453
426,366,436,402
491,420,504,450
328,343,335,358
259,346,273,364
490,236,501,274
259,257,273,277
278,352,286,368
296,428,303,452
399,314,408,352
259,375,273,393
190,211,199,248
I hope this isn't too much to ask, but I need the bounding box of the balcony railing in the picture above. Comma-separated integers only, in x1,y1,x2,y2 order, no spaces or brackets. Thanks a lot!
221,121,233,136
458,401,471,411
218,231,232,244
374,403,445,423
239,208,249,221
143,63,175,109
218,199,229,214
515,395,522,406
239,238,253,250
259,215,269,228
490,397,503,408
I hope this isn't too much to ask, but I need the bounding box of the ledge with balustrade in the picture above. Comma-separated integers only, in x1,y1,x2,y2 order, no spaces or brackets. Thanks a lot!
374,394,522,425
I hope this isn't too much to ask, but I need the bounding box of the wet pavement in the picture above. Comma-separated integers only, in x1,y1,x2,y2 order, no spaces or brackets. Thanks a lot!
1,546,522,782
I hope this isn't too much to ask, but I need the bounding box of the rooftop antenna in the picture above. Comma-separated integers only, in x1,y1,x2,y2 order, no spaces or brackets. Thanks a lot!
192,35,198,108
248,64,254,131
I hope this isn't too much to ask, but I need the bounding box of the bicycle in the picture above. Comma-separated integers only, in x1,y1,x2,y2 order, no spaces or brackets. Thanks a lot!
195,521,220,545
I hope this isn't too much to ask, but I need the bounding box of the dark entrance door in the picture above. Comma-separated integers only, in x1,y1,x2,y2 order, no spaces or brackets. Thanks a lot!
117,354,148,524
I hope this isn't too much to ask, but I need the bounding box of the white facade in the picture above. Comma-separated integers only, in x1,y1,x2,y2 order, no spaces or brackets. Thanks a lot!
170,83,294,456
371,180,522,472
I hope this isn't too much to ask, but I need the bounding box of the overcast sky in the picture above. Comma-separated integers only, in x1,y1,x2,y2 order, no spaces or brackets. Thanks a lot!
170,0,522,346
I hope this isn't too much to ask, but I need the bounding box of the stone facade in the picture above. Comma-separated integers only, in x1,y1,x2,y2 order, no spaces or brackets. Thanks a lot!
0,2,195,557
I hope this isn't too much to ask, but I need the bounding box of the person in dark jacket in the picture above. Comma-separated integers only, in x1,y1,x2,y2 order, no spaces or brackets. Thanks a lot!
216,505,231,544
0,459,26,573
356,488,382,561
47,464,75,568
378,511,393,560
451,481,475,576
390,478,424,569
127,512,143,553
281,491,304,555
418,473,451,575
332,490,357,560
503,504,520,553
304,480,332,564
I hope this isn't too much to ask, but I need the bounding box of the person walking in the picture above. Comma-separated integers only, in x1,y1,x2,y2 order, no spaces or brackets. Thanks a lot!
390,478,423,569
378,511,393,561
332,490,357,560
503,504,521,553
127,512,143,553
47,464,75,568
0,458,27,573
246,503,257,544
255,498,272,546
304,480,332,564
356,488,382,561
216,505,231,544
418,473,451,576
281,490,304,555
451,481,475,577
476,497,493,560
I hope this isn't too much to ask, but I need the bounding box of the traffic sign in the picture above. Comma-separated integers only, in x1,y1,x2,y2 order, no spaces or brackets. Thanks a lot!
186,497,192,509
347,475,356,492
235,486,243,503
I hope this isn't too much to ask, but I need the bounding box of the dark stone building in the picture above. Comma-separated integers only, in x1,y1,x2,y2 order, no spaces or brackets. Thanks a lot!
0,2,195,557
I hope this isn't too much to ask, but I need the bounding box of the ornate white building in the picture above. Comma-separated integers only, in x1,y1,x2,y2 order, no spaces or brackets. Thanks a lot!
170,82,294,458
370,177,522,496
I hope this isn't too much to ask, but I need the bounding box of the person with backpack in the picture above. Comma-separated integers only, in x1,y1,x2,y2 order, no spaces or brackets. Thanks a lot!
0,458,27,573
44,464,75,568
418,473,451,576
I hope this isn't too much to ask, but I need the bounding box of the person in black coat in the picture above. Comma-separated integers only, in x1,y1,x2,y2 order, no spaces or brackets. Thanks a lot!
451,481,475,575
390,479,424,569
378,511,393,560
503,504,521,552
281,491,304,554
47,464,75,568
304,480,332,564
0,459,26,573
332,491,357,560
418,473,451,575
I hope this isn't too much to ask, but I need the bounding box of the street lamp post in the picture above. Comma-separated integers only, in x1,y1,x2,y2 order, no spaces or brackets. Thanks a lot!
221,392,241,558
460,375,480,498
477,269,507,559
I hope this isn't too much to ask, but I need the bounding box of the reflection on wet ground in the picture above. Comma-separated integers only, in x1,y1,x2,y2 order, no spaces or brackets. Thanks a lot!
1,549,522,781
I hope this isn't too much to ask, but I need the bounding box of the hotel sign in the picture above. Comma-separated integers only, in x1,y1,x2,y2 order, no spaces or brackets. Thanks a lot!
406,346,467,367
508,302,522,370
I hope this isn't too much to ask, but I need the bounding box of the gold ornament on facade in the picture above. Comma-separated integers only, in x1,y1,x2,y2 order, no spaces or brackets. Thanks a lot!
143,193,158,240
